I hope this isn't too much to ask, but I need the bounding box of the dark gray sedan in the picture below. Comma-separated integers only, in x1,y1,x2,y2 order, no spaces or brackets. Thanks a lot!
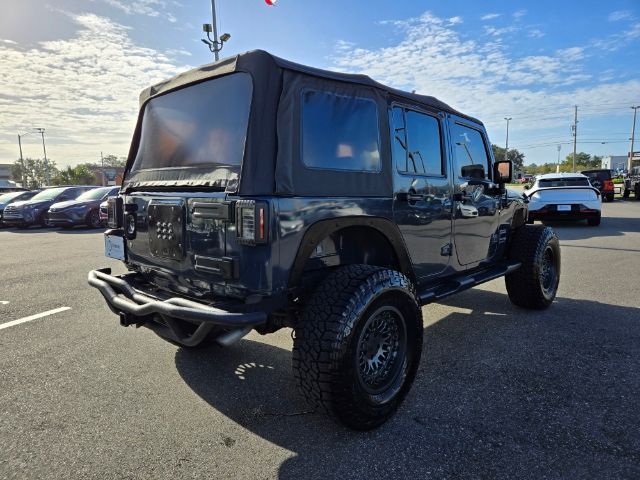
48,186,120,229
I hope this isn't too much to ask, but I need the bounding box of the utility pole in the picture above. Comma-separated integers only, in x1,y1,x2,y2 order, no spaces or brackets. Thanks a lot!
630,106,639,172
571,105,578,173
556,144,561,173
504,117,512,161
101,151,105,186
17,133,28,188
34,128,49,185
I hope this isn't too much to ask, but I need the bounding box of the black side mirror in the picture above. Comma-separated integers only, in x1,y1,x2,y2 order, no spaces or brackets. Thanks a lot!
493,160,513,184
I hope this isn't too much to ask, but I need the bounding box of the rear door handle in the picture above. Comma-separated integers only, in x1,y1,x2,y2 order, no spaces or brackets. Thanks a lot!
406,189,424,202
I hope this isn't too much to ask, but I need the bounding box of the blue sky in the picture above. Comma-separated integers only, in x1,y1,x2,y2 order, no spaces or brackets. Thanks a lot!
1,0,639,168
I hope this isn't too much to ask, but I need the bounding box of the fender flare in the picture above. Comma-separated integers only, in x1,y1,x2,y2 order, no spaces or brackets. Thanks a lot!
288,216,416,288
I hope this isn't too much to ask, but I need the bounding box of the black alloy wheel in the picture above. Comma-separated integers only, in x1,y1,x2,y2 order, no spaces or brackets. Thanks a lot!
88,210,101,228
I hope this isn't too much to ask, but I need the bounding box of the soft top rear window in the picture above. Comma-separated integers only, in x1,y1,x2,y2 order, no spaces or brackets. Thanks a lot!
127,73,252,186
582,170,612,181
538,177,590,187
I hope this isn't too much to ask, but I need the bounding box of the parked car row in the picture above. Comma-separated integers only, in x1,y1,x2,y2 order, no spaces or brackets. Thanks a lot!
0,186,119,229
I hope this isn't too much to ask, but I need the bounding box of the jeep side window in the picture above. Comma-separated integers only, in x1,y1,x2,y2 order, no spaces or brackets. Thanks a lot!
301,90,381,172
451,123,490,180
390,107,444,176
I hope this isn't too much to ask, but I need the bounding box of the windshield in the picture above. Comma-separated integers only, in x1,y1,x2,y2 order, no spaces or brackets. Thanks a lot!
75,187,113,201
0,191,27,203
128,73,252,185
538,177,590,187
30,188,67,201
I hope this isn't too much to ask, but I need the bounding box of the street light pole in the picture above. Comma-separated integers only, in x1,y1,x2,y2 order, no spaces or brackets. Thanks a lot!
202,0,230,59
572,105,578,173
630,106,639,172
34,128,49,186
556,144,561,173
17,132,28,188
504,117,512,162
210,0,220,61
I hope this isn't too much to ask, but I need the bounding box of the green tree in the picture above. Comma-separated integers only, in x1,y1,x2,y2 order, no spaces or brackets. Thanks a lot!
560,152,602,172
491,144,525,172
100,154,126,168
52,165,96,185
12,158,59,188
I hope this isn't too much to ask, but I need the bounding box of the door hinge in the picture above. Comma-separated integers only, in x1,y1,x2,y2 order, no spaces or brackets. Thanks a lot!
441,243,453,256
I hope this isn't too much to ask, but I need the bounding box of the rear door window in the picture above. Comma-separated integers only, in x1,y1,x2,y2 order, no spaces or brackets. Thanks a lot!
390,107,444,176
301,90,381,172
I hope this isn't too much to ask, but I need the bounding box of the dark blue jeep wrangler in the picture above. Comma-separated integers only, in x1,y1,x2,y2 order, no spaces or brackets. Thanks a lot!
89,50,560,430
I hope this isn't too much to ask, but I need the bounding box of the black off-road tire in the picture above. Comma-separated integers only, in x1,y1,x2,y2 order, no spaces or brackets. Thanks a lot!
606,193,614,202
505,225,560,310
623,188,630,199
587,213,601,226
292,265,423,430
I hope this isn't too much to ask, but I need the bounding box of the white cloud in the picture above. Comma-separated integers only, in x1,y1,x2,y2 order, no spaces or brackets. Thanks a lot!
556,47,585,61
0,13,189,166
592,22,640,51
481,13,501,21
447,16,463,26
100,0,178,22
484,25,518,37
329,11,640,155
527,28,545,38
608,10,632,22
513,9,527,19
1,39,17,45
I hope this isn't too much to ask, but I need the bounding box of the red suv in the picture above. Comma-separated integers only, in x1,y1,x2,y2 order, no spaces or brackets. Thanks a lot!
581,169,615,202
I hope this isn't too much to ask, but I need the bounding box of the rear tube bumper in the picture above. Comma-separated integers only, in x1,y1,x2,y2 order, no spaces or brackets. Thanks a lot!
88,268,267,346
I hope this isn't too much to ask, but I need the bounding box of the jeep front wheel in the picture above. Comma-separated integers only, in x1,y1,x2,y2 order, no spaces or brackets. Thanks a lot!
505,225,560,310
292,265,423,430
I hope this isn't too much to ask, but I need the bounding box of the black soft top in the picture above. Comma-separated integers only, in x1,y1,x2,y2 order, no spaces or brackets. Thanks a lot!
126,50,485,196
139,49,480,124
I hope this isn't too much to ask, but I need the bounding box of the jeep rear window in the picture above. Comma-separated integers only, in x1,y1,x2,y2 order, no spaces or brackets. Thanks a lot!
582,170,611,182
301,90,381,172
130,73,252,173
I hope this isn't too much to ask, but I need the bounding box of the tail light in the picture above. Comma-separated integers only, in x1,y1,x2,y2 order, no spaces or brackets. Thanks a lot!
107,197,123,229
604,180,614,190
236,200,268,245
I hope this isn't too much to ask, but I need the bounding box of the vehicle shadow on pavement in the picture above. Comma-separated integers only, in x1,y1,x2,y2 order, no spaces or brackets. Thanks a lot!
541,215,640,241
174,289,640,479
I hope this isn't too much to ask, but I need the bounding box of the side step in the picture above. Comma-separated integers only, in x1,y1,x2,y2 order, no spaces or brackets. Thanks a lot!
417,261,521,305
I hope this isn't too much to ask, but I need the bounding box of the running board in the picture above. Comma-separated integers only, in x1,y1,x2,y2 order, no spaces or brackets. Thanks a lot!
417,261,521,305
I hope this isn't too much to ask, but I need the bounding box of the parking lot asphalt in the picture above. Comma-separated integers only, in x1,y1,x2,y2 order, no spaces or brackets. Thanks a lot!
1,200,639,480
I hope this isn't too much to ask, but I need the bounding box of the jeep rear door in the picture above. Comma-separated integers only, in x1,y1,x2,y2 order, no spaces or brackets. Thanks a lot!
448,118,501,266
390,106,453,279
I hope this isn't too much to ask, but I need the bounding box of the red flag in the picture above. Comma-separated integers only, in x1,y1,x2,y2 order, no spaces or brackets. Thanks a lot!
265,0,276,5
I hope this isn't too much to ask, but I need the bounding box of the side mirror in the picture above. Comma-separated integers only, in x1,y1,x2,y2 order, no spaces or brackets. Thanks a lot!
493,160,513,184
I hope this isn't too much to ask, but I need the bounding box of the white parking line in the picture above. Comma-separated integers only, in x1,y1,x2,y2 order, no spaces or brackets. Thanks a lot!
0,307,71,331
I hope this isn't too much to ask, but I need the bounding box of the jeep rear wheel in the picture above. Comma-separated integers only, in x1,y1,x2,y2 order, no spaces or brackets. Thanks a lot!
292,265,422,430
505,225,560,310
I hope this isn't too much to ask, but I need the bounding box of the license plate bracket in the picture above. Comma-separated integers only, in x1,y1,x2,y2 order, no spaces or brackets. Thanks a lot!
105,234,126,260
557,205,571,212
